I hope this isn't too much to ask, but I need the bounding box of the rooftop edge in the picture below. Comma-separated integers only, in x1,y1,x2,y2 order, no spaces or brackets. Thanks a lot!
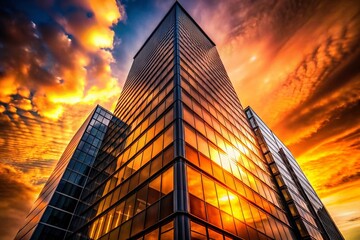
133,1,216,59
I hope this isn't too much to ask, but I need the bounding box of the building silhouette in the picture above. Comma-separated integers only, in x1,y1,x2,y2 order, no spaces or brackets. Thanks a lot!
16,2,343,240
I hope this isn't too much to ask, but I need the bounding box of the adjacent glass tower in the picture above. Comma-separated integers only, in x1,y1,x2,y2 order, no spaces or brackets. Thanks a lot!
15,105,113,240
245,107,343,240
16,2,343,240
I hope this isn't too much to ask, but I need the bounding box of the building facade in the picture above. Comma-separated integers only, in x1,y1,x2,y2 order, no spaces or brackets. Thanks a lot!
16,2,343,240
245,107,343,240
15,106,114,240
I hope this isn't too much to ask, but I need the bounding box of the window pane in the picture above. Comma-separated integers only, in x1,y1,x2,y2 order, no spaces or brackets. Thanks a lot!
202,176,218,207
150,155,163,176
190,221,206,235
122,194,136,223
199,154,212,175
161,221,174,233
209,144,220,166
135,185,148,214
182,91,192,109
212,164,224,183
132,154,142,171
224,172,236,190
221,211,236,235
185,145,199,166
195,116,206,136
216,184,232,215
145,202,159,228
235,218,249,239
119,219,131,240
163,125,173,147
228,192,244,221
189,194,206,220
191,231,207,240
187,166,203,199
161,167,173,195
144,228,159,240
197,135,209,158
160,229,173,240
112,201,124,229
142,145,152,165
152,135,164,158
208,228,223,240
183,107,195,126
184,125,197,148
202,110,212,125
160,193,173,219
206,204,222,228
148,176,161,204
131,211,145,237
164,108,173,126
109,227,120,240
240,199,255,228
139,164,150,184
163,146,174,166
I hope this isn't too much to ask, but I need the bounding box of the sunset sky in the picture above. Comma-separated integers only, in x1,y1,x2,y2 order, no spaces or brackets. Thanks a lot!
0,0,359,239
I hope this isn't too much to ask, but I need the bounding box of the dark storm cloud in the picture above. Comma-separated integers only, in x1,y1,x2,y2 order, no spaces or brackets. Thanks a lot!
0,6,56,87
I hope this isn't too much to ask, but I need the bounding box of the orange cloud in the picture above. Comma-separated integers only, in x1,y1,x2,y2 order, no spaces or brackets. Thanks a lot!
0,0,124,120
55,0,124,51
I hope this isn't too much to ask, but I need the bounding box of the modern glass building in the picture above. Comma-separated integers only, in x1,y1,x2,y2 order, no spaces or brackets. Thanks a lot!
245,107,343,240
15,105,114,240
16,2,343,240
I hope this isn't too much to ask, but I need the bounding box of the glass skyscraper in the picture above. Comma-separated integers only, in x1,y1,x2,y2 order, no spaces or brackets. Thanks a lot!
245,107,343,240
16,2,343,240
16,105,114,240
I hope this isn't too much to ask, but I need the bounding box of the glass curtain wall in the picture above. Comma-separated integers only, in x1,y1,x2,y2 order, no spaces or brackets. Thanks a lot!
245,107,344,240
176,4,295,240
15,106,112,240
69,6,177,240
